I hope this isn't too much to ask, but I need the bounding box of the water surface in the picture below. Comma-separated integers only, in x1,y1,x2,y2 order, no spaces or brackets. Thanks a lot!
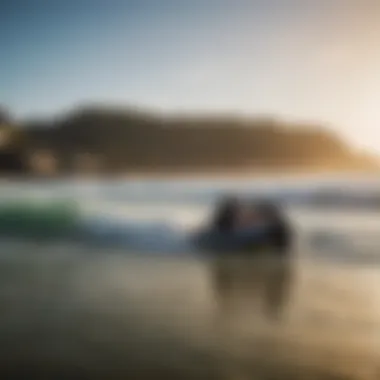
0,176,379,379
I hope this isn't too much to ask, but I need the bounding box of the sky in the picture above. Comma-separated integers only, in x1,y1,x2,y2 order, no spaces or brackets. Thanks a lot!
2,0,380,152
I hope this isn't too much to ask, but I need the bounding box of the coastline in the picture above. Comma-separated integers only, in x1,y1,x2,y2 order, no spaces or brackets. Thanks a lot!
0,166,379,185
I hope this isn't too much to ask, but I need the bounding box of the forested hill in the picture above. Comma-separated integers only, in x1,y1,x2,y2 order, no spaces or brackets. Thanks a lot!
0,105,378,174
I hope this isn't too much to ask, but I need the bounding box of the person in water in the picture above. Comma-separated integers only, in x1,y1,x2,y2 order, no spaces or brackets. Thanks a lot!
208,197,293,322
255,201,293,253
211,196,266,232
235,204,260,228
202,196,293,253
211,195,240,233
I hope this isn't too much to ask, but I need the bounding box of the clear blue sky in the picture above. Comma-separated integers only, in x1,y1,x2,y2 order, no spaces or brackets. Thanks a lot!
2,0,380,151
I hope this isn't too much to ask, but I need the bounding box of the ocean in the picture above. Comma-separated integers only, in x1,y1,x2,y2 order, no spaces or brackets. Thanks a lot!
0,175,379,379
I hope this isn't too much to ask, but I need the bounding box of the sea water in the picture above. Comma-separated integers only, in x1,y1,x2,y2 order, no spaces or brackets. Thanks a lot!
0,175,379,379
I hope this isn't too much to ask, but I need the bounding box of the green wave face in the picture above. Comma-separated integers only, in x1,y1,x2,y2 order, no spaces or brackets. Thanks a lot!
0,200,80,238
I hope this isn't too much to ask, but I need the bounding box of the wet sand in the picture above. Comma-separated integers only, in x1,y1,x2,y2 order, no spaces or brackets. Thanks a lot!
0,240,378,380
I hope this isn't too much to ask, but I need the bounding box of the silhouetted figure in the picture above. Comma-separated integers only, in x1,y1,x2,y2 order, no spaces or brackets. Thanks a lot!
249,201,293,320
256,201,293,253
207,196,239,314
209,199,294,323
211,195,239,233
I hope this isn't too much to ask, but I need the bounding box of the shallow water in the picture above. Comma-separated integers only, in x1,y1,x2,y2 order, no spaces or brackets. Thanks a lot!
0,242,378,379
0,176,379,379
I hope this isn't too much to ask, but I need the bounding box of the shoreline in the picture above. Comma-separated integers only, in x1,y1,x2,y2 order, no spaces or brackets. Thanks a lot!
0,166,379,183
118,167,380,180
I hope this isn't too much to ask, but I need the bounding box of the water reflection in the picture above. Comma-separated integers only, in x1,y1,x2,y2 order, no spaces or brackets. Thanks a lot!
0,241,377,380
210,255,293,322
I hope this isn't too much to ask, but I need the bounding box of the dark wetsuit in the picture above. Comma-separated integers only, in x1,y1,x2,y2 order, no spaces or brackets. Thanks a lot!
254,201,293,253
268,217,292,252
212,198,238,234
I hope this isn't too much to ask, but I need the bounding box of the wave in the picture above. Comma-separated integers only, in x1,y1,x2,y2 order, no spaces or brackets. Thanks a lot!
80,215,196,254
0,177,380,263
